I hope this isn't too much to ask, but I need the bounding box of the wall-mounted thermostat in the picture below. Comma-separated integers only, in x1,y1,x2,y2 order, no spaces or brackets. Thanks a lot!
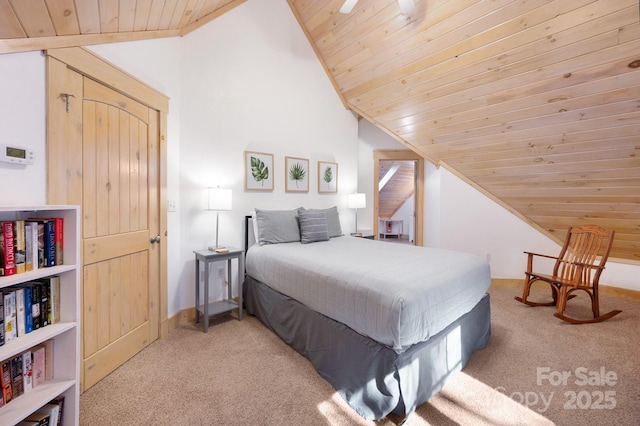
0,144,35,165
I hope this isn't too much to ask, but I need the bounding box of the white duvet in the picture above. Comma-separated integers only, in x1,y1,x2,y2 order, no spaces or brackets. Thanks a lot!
246,236,490,352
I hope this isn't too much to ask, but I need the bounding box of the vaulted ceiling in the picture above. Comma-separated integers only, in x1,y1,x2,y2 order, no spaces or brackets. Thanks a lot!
0,0,638,262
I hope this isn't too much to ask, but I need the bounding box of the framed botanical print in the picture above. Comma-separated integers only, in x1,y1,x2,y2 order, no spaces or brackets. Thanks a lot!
244,151,274,191
318,161,338,193
285,156,309,192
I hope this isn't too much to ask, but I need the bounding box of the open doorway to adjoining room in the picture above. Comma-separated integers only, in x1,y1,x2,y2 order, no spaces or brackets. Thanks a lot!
373,150,424,246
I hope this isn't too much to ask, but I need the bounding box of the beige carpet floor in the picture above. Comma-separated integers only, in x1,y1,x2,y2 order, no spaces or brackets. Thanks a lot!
80,286,640,425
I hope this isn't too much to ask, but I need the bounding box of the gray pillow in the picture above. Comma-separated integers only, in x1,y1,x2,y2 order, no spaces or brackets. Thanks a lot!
305,206,343,237
255,208,303,245
299,210,329,244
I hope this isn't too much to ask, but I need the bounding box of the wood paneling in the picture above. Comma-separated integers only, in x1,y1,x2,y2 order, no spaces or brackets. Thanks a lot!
0,0,247,53
378,160,414,220
288,0,640,262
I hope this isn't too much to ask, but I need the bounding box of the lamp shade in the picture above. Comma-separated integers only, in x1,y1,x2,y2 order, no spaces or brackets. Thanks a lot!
347,193,366,209
207,187,232,211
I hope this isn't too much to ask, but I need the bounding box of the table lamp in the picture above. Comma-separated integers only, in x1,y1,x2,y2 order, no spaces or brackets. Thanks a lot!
207,186,232,251
347,193,366,237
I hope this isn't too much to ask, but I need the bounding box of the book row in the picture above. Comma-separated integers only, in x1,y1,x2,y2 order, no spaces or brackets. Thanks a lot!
1,276,61,346
0,339,53,409
0,218,64,277
18,394,65,426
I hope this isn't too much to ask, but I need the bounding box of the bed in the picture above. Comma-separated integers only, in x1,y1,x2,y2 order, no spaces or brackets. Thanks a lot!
243,207,491,421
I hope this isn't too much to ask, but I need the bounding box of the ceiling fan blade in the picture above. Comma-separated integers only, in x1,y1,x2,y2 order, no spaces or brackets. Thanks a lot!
340,0,359,14
398,0,415,14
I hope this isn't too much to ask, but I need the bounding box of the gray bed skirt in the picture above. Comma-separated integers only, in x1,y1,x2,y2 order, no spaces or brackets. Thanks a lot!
243,275,491,421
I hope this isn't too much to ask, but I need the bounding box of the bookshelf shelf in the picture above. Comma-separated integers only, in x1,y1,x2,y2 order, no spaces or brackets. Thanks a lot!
0,379,75,426
0,205,79,426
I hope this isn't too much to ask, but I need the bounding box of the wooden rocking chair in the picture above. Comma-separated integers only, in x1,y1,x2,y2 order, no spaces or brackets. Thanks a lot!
514,224,622,324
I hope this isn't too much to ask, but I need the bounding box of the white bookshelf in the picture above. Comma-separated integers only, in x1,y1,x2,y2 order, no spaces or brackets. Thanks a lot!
0,205,79,426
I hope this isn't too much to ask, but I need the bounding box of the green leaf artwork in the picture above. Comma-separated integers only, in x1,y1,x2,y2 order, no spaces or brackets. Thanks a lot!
251,156,269,185
323,166,333,184
289,162,306,187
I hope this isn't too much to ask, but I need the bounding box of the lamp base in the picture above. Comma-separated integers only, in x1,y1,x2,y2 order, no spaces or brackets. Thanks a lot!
350,232,363,237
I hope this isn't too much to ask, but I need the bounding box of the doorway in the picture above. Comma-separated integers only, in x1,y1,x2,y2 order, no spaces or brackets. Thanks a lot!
373,150,424,246
45,47,168,391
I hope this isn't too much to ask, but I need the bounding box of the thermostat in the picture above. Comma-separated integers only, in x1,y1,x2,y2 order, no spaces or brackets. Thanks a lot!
0,144,34,165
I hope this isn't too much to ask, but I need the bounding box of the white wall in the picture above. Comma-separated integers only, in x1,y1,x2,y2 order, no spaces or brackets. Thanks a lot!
390,196,414,241
0,51,46,205
358,120,639,291
177,0,358,311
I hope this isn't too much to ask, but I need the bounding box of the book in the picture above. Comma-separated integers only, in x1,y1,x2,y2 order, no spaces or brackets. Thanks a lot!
37,282,51,328
0,294,4,347
32,345,46,388
15,286,26,337
49,395,65,426
0,221,16,276
43,339,54,380
24,412,50,425
0,360,12,405
38,219,56,267
20,284,33,333
25,222,38,272
29,282,42,330
10,354,24,398
53,217,63,265
3,290,17,342
35,403,60,426
26,221,46,269
14,220,26,274
22,349,33,393
39,276,60,324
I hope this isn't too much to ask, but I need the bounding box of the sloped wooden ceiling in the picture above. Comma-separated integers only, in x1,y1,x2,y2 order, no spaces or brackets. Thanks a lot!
0,0,246,53
0,0,638,262
379,160,415,220
288,0,640,262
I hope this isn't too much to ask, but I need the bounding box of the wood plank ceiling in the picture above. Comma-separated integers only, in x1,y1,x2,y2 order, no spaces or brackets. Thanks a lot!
288,0,640,262
378,160,415,220
0,0,638,262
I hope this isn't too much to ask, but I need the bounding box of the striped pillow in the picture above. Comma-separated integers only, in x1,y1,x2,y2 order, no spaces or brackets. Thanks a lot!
299,210,329,244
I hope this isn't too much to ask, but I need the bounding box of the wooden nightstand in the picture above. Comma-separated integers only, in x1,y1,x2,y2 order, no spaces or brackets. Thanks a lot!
194,247,244,332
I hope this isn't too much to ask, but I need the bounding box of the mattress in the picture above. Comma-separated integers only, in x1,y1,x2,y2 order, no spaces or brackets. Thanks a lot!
246,236,490,352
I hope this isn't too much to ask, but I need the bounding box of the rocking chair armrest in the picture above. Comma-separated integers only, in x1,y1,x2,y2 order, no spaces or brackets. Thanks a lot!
524,251,560,274
523,251,559,261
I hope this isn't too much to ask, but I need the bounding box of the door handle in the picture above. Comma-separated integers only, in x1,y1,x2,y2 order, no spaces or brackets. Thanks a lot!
150,235,161,244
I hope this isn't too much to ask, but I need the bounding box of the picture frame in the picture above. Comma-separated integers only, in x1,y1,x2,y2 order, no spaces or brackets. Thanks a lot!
285,156,309,193
244,151,274,191
317,161,338,193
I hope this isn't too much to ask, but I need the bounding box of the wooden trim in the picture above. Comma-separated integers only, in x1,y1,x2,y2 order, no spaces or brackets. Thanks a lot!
491,278,640,302
373,150,424,246
159,111,169,338
180,0,247,36
44,47,169,114
0,30,181,55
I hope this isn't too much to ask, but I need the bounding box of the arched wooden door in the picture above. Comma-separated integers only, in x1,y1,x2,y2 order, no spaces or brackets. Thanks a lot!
45,47,168,391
